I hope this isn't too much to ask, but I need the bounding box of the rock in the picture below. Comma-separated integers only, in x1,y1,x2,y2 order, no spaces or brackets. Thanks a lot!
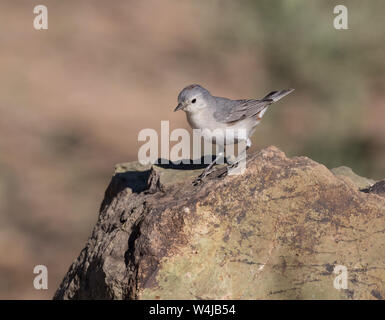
331,166,376,190
361,180,385,196
54,146,385,300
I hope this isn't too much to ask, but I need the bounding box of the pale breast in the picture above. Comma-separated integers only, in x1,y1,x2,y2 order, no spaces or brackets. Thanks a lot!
185,109,259,145
186,109,224,130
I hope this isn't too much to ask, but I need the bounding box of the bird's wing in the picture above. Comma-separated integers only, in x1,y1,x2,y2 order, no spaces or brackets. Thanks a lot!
212,97,272,123
212,89,294,123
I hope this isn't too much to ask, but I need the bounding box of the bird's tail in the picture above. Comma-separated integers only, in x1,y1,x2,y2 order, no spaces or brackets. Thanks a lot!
262,88,295,102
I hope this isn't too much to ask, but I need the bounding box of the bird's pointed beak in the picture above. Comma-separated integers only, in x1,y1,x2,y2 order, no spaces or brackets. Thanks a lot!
174,102,184,112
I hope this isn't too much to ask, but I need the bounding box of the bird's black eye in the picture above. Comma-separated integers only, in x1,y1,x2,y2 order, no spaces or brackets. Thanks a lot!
191,98,196,103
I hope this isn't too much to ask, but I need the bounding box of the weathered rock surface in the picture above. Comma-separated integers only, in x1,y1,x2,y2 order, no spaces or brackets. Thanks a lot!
331,166,376,190
54,146,385,300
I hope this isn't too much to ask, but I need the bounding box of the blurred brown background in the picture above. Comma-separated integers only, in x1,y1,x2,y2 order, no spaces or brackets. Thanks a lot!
0,0,384,299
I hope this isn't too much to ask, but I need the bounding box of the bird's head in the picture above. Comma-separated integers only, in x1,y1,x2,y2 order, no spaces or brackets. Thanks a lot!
174,84,211,113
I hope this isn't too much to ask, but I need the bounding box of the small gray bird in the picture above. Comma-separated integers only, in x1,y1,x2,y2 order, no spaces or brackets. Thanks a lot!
174,84,294,182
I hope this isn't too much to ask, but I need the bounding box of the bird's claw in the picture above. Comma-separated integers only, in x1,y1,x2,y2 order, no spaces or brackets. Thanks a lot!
217,162,239,178
192,168,214,185
192,178,203,186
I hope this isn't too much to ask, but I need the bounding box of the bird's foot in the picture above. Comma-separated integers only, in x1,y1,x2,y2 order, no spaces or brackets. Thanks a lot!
214,162,237,179
192,167,216,186
226,162,239,175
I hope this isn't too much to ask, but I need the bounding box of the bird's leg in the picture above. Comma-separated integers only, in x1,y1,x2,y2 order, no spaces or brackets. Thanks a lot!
246,138,251,150
226,139,250,173
193,151,224,184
